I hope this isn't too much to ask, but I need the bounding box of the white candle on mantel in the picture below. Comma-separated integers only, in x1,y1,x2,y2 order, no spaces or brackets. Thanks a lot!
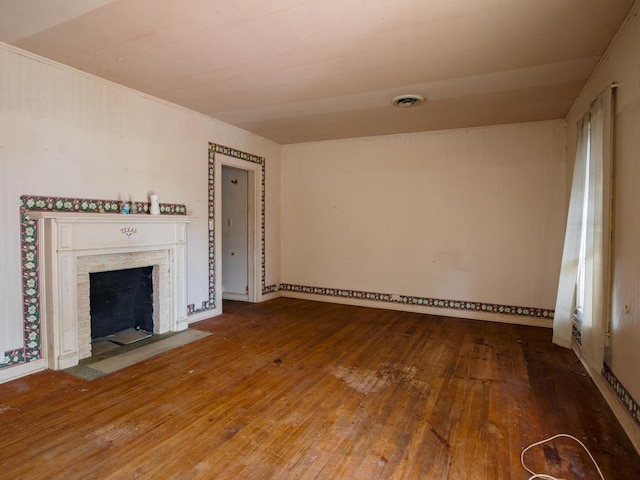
150,195,160,215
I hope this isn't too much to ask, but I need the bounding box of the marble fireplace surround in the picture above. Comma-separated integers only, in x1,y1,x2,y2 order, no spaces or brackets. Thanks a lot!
30,212,191,370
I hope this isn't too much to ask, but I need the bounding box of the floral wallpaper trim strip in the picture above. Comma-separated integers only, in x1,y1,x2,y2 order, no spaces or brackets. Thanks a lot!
1,211,42,369
279,283,554,319
20,195,187,215
602,363,640,428
1,195,187,371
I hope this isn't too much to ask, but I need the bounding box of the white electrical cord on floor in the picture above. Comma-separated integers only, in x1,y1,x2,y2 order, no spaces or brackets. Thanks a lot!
521,433,606,480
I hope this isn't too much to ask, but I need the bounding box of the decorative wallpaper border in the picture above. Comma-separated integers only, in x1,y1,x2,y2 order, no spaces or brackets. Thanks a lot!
1,210,41,369
187,143,277,315
0,194,186,371
280,283,555,319
602,363,640,429
262,284,280,295
20,195,187,215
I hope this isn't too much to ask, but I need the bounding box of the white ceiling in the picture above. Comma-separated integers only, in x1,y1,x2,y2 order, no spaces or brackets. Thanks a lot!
0,0,634,144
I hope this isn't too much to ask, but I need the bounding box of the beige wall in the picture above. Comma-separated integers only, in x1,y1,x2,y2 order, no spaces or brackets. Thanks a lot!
564,2,640,432
281,121,567,322
0,43,280,380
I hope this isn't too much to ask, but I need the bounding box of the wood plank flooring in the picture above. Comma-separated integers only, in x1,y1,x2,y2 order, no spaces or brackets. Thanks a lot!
2,298,639,479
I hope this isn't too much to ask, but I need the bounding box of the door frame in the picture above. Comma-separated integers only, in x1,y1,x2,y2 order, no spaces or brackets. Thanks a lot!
217,155,261,304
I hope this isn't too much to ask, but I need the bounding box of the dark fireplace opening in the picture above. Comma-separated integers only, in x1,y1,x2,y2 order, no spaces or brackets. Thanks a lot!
90,266,154,340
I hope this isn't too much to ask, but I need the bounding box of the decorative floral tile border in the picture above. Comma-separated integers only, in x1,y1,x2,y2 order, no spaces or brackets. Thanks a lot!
21,195,187,215
1,211,40,369
280,283,555,319
262,284,280,295
0,194,186,371
602,362,640,428
187,143,277,315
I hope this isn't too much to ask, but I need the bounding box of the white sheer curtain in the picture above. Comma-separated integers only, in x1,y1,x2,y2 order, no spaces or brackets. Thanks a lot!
553,116,589,348
554,88,614,371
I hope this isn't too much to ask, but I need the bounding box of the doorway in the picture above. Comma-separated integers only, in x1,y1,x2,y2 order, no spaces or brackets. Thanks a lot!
220,159,259,304
222,166,249,301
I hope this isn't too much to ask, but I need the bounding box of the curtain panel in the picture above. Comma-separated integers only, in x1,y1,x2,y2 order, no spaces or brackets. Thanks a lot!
554,87,614,373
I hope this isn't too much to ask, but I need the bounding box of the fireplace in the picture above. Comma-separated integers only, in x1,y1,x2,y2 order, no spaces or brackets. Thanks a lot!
90,266,154,339
75,249,173,359
30,211,191,369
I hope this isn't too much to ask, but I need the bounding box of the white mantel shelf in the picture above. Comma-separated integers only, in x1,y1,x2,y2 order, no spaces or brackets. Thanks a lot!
28,211,192,251
30,211,192,370
28,211,192,222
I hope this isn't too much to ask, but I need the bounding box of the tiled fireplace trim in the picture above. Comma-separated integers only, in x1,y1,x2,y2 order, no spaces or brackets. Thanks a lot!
187,143,277,315
0,195,186,371
280,283,555,320
602,363,640,429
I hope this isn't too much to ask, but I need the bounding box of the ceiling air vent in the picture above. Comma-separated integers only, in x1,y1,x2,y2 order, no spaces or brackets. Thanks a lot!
392,94,425,108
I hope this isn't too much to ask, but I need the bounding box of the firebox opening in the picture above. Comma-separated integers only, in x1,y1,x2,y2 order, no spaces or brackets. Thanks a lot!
90,266,154,344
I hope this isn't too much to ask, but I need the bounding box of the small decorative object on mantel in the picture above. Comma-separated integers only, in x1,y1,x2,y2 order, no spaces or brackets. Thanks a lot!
149,194,160,215
129,195,137,214
120,200,130,214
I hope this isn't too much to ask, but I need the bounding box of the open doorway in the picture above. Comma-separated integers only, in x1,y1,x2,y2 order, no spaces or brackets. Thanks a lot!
219,158,260,304
222,165,249,301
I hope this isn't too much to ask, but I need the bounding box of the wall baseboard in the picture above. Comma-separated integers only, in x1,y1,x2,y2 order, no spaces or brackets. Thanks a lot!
0,359,46,385
582,359,640,454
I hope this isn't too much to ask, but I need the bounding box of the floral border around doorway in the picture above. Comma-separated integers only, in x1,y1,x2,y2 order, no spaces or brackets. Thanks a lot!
187,143,278,315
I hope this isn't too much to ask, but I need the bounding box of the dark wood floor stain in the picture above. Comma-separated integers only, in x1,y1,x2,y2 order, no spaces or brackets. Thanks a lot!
1,297,639,479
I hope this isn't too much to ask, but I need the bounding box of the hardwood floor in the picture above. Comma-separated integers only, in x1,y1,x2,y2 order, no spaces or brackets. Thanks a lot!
2,298,639,479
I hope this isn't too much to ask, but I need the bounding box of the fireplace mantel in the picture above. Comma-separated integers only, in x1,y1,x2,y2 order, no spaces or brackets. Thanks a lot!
29,211,192,370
